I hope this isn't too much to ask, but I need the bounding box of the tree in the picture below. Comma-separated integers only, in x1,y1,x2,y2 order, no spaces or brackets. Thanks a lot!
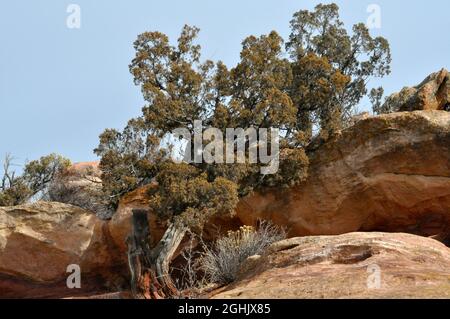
94,118,166,209
370,87,386,114
23,153,71,196
0,153,71,207
96,3,391,298
287,3,391,138
0,154,32,206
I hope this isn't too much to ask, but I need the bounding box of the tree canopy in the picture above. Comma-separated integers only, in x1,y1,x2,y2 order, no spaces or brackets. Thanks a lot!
0,154,71,206
95,3,391,229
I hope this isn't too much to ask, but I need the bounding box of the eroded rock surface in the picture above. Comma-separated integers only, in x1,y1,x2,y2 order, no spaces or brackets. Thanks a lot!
0,202,126,298
1,107,449,298
237,111,450,241
212,232,450,299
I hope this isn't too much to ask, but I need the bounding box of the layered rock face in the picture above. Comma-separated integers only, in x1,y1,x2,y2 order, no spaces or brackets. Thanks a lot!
0,202,126,298
212,232,450,299
1,109,449,298
237,111,450,241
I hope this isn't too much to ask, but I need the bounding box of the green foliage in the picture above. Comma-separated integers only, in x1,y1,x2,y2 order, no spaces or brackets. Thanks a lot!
150,162,239,231
287,3,391,137
0,153,71,207
129,26,211,134
0,177,32,207
23,154,71,195
95,3,391,231
227,31,296,130
370,87,386,114
94,118,168,209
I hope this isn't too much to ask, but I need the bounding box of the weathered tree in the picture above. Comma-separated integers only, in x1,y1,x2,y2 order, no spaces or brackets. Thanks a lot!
0,154,32,206
23,153,71,196
127,209,165,299
95,3,391,298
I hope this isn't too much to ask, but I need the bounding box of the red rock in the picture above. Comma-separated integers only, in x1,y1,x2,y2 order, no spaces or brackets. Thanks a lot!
0,202,126,298
236,111,450,240
211,232,450,299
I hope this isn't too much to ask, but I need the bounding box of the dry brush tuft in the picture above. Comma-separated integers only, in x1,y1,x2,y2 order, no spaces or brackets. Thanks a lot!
200,221,286,285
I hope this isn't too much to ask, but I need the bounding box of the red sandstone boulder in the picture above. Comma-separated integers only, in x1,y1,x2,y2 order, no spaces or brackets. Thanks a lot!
0,202,126,298
236,111,450,241
211,232,450,299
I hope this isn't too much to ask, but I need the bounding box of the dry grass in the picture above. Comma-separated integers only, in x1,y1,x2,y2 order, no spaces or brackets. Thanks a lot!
199,221,286,285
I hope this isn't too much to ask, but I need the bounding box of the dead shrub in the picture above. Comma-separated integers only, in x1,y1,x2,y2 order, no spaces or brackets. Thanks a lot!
200,221,286,285
45,168,111,219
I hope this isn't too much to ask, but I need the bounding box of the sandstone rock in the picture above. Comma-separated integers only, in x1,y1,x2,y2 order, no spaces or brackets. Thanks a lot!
382,69,450,112
112,111,450,245
211,232,450,299
348,112,370,127
237,111,450,241
0,202,126,298
3,109,448,299
68,161,101,177
109,185,167,257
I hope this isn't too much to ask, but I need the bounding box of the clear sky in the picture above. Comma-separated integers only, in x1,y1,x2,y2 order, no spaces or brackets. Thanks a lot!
1,0,449,167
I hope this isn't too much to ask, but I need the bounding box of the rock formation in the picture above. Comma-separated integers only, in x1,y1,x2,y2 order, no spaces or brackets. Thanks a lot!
0,202,126,298
211,232,450,299
114,111,450,243
1,78,450,298
237,111,450,242
381,68,450,112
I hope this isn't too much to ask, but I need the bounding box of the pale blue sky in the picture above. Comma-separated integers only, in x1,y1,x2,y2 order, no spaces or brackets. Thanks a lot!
1,0,449,166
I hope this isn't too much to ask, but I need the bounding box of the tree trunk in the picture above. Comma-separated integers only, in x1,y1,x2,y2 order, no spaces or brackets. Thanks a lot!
153,222,187,296
127,209,186,299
